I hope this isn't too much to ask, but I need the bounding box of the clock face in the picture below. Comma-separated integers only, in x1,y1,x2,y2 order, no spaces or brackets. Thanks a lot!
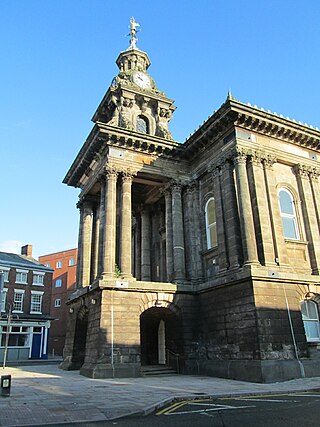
133,72,151,89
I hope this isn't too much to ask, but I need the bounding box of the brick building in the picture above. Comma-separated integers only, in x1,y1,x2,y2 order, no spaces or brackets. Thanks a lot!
61,20,320,382
39,248,77,356
0,245,53,361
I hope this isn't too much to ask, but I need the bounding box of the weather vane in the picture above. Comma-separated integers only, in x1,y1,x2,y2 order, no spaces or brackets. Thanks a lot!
128,17,140,49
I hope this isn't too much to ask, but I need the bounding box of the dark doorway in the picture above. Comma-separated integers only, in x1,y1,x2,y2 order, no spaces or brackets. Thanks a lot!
71,306,89,369
140,307,182,368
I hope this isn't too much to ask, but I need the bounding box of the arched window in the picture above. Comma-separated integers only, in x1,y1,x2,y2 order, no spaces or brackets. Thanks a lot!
278,188,299,240
136,115,149,134
205,198,217,250
300,300,320,342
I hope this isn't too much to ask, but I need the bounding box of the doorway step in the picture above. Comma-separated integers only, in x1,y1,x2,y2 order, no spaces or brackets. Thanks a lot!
141,365,177,376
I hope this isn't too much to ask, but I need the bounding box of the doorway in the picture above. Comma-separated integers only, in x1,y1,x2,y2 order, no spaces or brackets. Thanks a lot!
140,307,181,367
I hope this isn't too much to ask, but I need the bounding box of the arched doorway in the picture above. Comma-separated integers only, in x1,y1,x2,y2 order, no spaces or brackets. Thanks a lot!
71,306,89,370
140,307,181,368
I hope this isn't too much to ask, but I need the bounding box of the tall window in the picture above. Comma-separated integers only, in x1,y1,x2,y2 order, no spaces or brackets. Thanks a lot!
278,188,299,240
30,292,43,314
1,288,7,312
56,260,62,268
13,290,25,312
136,115,149,134
54,298,61,308
205,198,217,249
301,300,320,342
69,258,75,267
0,268,9,282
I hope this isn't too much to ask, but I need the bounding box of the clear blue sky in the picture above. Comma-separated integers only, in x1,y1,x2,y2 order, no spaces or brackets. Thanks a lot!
1,0,319,259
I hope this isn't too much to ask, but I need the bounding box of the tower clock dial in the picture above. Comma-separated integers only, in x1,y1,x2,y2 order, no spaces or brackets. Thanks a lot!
133,71,151,89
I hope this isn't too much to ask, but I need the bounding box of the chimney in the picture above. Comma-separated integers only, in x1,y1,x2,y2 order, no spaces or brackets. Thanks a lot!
21,244,33,257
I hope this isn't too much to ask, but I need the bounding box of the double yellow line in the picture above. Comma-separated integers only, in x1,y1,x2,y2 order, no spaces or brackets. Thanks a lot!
156,399,211,415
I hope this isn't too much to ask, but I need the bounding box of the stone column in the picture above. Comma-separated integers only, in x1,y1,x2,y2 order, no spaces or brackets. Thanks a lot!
249,152,275,266
221,160,242,268
294,164,320,274
78,199,93,287
75,201,84,289
184,184,197,281
102,167,118,278
310,168,320,229
140,208,151,281
162,186,174,282
90,203,100,282
98,178,106,276
212,166,228,271
134,213,141,280
263,155,289,266
232,149,259,265
191,183,204,280
120,171,134,278
171,182,186,282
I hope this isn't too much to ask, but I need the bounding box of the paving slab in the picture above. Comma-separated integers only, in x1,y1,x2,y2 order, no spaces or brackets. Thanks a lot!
0,364,320,426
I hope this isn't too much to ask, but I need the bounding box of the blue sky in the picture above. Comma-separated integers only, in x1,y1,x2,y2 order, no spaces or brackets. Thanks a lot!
1,0,319,259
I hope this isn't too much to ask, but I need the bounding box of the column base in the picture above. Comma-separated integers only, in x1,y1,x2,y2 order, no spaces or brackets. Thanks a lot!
80,362,142,379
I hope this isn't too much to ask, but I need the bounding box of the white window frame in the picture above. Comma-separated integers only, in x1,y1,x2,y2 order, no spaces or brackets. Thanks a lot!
205,197,217,250
56,260,62,269
55,279,62,288
32,271,45,286
1,288,8,312
13,289,25,313
69,258,75,267
0,323,31,348
30,291,44,314
16,269,28,284
278,188,300,240
301,300,320,342
54,298,61,308
0,267,10,282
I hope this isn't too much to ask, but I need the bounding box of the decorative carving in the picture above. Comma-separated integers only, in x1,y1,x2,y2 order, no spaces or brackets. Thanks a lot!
263,154,277,169
293,163,312,178
155,107,173,140
105,165,119,179
309,167,320,180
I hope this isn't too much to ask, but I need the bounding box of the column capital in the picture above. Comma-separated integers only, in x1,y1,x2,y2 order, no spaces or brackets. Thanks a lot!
76,195,97,210
231,147,250,165
249,150,265,166
309,167,320,181
262,154,277,169
104,165,119,179
293,163,312,178
185,180,198,195
121,168,137,182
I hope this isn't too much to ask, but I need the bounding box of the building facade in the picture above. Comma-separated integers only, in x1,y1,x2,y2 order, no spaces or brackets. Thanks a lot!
39,248,77,356
61,20,320,382
0,245,53,362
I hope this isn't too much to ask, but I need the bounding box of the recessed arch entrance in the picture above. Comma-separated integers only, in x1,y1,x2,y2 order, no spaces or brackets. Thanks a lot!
140,307,182,368
71,306,89,370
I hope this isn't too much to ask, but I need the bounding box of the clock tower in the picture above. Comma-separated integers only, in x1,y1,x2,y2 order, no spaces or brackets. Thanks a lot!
92,17,176,140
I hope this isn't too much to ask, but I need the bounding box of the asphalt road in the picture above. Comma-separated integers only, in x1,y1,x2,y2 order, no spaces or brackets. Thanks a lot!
37,392,320,427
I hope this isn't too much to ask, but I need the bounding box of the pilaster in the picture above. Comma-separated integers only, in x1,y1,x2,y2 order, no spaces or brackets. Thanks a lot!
232,148,259,265
120,170,135,278
140,208,151,281
162,186,174,282
102,166,118,278
171,182,186,282
294,164,320,274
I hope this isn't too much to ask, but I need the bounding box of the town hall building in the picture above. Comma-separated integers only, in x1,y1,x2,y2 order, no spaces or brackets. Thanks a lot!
61,19,320,382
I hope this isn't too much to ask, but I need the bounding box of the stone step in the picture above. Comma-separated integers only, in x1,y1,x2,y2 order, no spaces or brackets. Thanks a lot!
141,365,177,376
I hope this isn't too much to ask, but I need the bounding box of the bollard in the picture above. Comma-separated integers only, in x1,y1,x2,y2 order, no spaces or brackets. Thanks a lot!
1,375,11,397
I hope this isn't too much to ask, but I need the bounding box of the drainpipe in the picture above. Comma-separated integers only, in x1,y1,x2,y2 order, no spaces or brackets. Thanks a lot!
282,284,305,378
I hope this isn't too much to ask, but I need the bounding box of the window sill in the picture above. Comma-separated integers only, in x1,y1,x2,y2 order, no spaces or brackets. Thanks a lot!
284,239,308,246
30,311,42,315
32,284,44,287
15,282,27,285
12,310,23,314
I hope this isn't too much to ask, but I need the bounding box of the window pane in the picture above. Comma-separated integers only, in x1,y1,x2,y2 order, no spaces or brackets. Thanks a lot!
279,191,294,215
209,224,217,247
207,200,216,224
281,217,297,239
136,116,147,133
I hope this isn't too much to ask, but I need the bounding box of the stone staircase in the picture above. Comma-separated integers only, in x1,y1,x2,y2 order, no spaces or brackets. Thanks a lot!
141,364,177,376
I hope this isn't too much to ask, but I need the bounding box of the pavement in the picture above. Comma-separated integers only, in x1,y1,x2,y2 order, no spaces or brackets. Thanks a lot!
0,363,320,426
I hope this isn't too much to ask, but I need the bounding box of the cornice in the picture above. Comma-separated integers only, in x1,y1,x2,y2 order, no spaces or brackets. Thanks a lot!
63,123,183,188
183,97,320,158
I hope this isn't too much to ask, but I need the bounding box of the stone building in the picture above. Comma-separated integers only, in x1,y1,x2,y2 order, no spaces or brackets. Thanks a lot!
61,20,320,382
39,248,77,356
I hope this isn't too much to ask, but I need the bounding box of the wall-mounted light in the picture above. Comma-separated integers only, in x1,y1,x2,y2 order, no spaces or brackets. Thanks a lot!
91,299,96,305
69,307,74,313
